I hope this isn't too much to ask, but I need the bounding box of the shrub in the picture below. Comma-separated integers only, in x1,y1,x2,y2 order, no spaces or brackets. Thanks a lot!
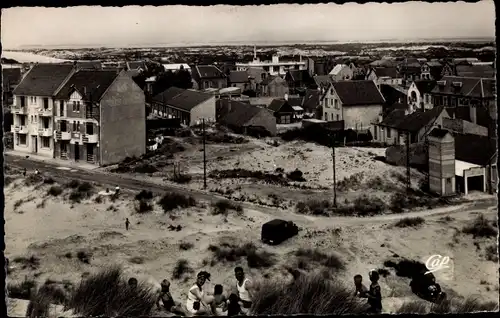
179,242,194,251
172,259,194,280
396,301,429,314
336,173,364,192
12,255,40,270
353,195,386,216
158,192,197,212
171,173,192,184
294,248,345,271
129,256,145,264
76,251,91,264
211,200,244,216
485,244,498,262
43,177,55,185
69,182,94,203
69,266,156,316
133,164,158,174
462,214,498,238
208,242,276,269
251,272,368,315
26,282,70,318
135,200,153,213
68,179,80,189
7,278,37,299
396,296,500,314
287,169,306,182
135,190,153,201
47,185,63,196
296,200,334,216
25,174,44,186
394,217,425,228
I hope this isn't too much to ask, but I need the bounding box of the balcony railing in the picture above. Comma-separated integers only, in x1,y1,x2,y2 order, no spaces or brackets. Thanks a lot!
38,108,53,117
55,131,71,140
38,128,52,137
12,106,27,114
82,133,98,143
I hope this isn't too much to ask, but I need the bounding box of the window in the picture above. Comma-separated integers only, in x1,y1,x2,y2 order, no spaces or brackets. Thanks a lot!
86,123,94,135
73,101,81,112
324,112,327,120
334,99,338,109
20,96,25,107
20,116,26,126
43,98,49,109
336,114,340,121
30,115,33,123
60,120,67,132
446,178,452,185
387,128,392,138
61,142,68,153
331,113,334,121
451,97,456,107
19,134,27,145
42,117,50,129
73,121,77,131
41,137,50,148
330,88,333,95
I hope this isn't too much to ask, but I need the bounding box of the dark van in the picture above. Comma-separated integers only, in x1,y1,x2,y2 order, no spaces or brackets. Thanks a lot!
261,219,299,245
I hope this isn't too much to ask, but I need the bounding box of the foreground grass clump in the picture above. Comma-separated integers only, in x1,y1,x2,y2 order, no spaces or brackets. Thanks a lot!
158,192,197,212
294,248,345,271
172,259,194,280
251,272,368,315
394,217,425,228
295,196,386,216
462,214,497,238
25,174,44,186
135,200,153,213
47,185,63,196
7,278,37,300
26,281,71,318
211,200,243,216
69,182,94,203
208,242,276,269
396,296,499,314
12,255,41,270
69,266,156,316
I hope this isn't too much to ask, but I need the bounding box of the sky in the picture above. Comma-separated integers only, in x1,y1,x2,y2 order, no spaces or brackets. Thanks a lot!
1,1,495,49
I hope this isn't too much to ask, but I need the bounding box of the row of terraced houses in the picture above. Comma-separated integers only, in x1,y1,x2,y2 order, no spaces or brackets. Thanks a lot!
10,63,146,166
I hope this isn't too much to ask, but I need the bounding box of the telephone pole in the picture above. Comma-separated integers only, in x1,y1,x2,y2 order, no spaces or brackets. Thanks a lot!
331,132,337,207
202,118,207,189
406,131,411,192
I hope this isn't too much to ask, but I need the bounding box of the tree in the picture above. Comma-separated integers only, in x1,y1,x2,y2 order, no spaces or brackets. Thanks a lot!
151,69,193,96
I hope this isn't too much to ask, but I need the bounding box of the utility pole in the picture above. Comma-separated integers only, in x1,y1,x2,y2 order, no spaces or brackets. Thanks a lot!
202,118,207,189
331,132,337,207
406,131,411,192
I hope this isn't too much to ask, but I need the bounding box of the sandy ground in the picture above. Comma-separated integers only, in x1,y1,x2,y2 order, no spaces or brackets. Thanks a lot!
5,171,498,316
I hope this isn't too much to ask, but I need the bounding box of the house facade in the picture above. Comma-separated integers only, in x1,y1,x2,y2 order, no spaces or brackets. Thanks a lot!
52,70,146,166
365,67,403,88
11,64,76,158
228,70,251,91
235,48,307,76
191,65,227,90
260,75,289,98
407,80,436,111
218,99,277,136
151,87,216,126
267,98,297,124
329,64,354,81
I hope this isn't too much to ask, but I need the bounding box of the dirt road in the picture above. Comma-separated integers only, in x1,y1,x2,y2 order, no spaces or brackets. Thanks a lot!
6,154,496,229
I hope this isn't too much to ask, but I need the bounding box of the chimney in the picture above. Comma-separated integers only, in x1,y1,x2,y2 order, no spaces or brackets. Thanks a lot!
284,94,288,101
84,86,87,96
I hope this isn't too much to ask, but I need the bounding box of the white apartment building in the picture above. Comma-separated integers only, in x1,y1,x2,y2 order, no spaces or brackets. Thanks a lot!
235,46,307,76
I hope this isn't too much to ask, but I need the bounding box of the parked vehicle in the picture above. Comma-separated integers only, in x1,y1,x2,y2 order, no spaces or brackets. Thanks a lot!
261,219,299,245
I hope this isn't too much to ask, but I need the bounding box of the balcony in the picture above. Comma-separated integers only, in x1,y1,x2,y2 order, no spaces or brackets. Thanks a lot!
82,133,98,143
71,132,82,142
11,125,29,134
38,128,52,137
12,106,28,114
55,131,71,140
38,108,53,117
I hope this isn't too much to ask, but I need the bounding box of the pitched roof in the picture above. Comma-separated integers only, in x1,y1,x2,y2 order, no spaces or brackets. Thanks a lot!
13,63,75,96
268,99,287,112
431,76,496,98
426,61,443,68
127,61,145,70
332,80,385,106
287,97,304,107
261,75,284,86
428,128,451,139
455,64,495,78
229,71,249,83
152,86,186,103
313,75,332,88
2,68,22,90
219,101,265,127
396,106,447,133
76,61,103,70
194,65,225,79
455,134,497,166
288,70,313,83
373,67,400,78
55,70,119,101
379,109,407,128
303,89,320,112
330,64,348,75
247,67,266,84
379,84,408,106
414,80,437,94
153,87,213,112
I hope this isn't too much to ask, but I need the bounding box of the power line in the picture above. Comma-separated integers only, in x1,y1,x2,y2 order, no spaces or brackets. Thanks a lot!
406,131,411,192
202,118,207,190
331,131,337,207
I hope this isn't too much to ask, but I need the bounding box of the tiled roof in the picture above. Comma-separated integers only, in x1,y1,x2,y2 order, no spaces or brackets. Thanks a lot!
431,76,496,98
373,67,400,78
428,128,451,139
426,61,443,68
396,106,447,133
378,109,407,128
287,97,304,107
370,60,398,67
332,80,385,106
194,65,225,79
313,75,332,88
268,99,287,112
455,64,495,78
229,71,249,83
13,63,75,96
2,68,22,90
76,61,103,70
153,87,213,112
380,84,407,107
219,101,265,127
288,70,313,83
455,134,497,166
55,70,119,101
152,87,185,103
414,80,437,94
247,67,266,84
127,61,145,70
302,89,320,112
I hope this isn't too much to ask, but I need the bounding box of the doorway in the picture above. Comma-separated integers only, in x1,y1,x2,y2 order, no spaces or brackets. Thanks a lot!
75,142,80,161
31,136,38,153
86,144,94,162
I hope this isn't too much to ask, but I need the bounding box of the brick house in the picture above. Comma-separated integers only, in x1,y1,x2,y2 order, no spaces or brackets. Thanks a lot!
151,87,216,126
53,70,146,166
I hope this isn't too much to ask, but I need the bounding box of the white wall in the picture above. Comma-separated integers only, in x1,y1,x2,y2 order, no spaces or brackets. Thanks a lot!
321,86,342,121
343,104,383,135
191,96,216,126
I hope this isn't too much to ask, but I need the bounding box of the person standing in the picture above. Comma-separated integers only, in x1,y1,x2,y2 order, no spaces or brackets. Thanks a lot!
23,168,27,177
125,218,130,231
186,271,214,316
366,270,382,314
234,267,253,314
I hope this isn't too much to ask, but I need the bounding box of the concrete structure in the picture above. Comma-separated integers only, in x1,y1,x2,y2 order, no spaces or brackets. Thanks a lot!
365,67,403,89
329,64,354,81
428,128,456,196
455,160,486,195
162,63,191,73
53,70,146,166
235,46,307,76
151,87,215,126
260,75,289,98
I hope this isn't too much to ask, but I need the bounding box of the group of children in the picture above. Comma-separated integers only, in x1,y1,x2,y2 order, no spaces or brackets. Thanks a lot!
354,270,383,314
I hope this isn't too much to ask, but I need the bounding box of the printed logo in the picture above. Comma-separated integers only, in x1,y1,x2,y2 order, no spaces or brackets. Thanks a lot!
425,254,451,275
